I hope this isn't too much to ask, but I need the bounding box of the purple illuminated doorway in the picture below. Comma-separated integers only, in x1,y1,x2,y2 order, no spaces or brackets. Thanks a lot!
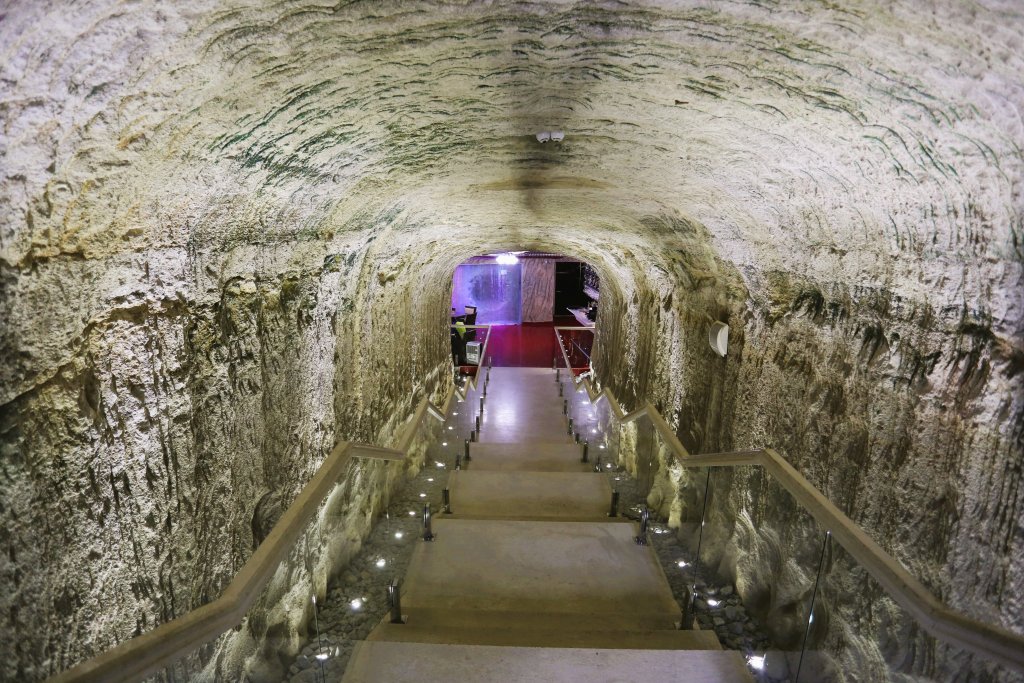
451,254,598,368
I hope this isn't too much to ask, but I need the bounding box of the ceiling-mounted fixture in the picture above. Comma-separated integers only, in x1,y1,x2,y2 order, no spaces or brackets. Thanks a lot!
535,130,565,143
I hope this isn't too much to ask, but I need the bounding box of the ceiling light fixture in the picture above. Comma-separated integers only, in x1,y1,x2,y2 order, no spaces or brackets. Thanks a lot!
536,130,565,143
495,253,519,265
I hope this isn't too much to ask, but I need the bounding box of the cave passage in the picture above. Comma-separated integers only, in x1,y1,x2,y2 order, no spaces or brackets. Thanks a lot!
1,2,1022,681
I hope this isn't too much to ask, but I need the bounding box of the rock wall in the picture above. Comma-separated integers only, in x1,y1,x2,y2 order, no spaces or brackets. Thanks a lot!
592,227,1024,680
0,216,455,680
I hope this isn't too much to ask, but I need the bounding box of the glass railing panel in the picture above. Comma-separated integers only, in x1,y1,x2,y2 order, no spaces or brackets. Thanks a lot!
439,393,466,468
635,413,660,495
142,465,353,682
554,326,595,374
814,535,1021,683
590,392,617,471
141,389,453,682
673,464,713,628
689,463,830,679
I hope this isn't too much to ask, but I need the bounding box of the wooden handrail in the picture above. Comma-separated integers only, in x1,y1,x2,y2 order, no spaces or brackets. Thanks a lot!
554,327,1024,672
48,386,453,683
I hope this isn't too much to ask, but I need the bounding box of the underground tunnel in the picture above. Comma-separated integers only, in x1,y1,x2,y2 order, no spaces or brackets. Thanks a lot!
0,1,1022,682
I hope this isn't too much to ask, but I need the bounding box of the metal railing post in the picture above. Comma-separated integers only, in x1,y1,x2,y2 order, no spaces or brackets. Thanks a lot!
475,415,481,434
680,589,695,631
563,399,568,416
796,531,831,681
443,488,452,514
608,490,619,518
581,440,589,463
388,580,404,624
635,506,650,545
455,454,462,470
567,417,574,435
464,438,472,461
311,594,326,679
574,432,580,444
422,503,434,542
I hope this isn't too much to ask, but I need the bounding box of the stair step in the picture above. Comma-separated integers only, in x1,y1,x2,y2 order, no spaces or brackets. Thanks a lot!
342,641,755,682
448,471,612,519
465,442,590,471
395,606,680,632
402,519,680,619
368,621,723,650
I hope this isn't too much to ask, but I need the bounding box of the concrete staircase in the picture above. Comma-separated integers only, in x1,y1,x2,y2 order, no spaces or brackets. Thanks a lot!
341,367,753,682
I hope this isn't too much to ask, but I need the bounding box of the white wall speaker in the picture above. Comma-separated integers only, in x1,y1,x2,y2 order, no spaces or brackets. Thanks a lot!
709,322,729,357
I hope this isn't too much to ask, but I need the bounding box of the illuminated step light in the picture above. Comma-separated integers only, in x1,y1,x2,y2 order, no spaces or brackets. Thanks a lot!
707,598,720,607
394,531,404,539
315,652,330,661
376,558,387,568
747,654,765,671
676,560,689,568
350,598,363,610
